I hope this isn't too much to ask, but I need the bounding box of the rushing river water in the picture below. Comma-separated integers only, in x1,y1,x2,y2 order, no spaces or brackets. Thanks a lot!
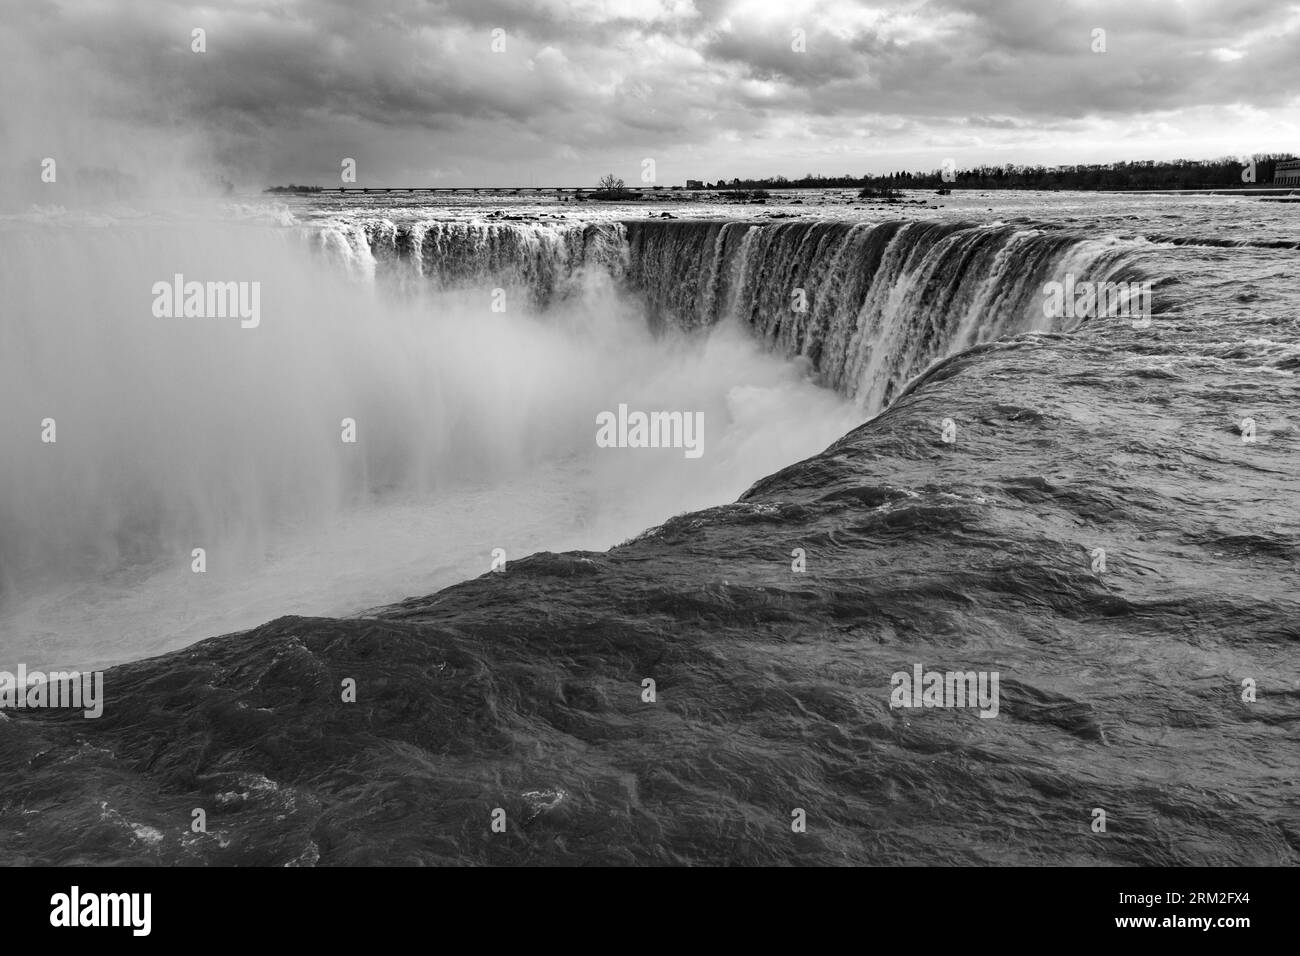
1,190,1296,864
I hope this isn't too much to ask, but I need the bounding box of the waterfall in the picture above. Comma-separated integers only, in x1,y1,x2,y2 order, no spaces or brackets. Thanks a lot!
328,216,1145,411
312,219,629,305
622,220,1144,410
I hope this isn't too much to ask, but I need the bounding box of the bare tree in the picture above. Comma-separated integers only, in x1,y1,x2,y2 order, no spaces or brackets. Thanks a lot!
596,173,625,194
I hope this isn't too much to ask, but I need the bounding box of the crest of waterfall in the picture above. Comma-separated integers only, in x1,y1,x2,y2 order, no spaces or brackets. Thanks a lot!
622,220,1145,411
332,217,1145,411
315,219,630,306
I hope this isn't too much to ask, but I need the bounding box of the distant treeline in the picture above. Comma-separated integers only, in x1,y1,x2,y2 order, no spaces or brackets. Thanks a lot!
710,155,1298,191
264,184,325,193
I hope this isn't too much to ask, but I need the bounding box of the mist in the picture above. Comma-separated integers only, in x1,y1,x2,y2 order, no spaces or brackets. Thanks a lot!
0,212,863,668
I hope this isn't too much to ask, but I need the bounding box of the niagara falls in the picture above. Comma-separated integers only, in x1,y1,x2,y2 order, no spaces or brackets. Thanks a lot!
0,1,1295,931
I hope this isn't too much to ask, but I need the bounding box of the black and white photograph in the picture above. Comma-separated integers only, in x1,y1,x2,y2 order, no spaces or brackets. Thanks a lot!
0,0,1294,929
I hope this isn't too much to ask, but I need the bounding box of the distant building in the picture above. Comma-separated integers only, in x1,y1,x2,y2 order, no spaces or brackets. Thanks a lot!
1273,160,1300,186
685,179,704,189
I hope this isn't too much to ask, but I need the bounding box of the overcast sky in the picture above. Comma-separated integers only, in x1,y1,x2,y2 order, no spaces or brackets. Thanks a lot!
3,0,1298,192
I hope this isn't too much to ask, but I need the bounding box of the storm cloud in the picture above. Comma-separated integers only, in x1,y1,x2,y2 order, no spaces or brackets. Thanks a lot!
2,0,1297,197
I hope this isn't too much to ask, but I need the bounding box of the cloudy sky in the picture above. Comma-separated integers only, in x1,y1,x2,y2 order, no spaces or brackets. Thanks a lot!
3,0,1298,193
